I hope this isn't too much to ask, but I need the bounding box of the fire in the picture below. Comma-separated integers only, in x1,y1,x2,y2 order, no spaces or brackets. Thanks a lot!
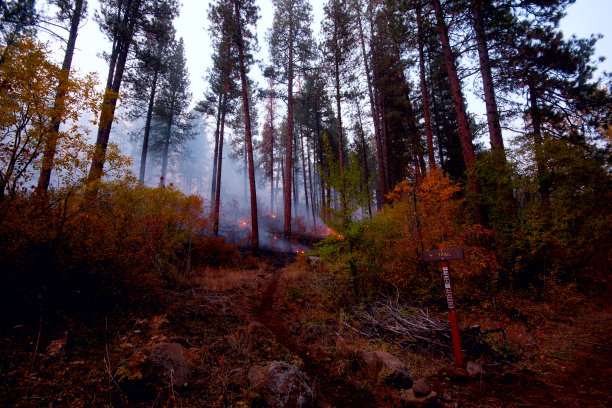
274,236,278,240
272,214,276,218
240,221,247,227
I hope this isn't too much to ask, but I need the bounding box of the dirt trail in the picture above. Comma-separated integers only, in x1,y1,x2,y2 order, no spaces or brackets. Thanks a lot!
252,263,383,408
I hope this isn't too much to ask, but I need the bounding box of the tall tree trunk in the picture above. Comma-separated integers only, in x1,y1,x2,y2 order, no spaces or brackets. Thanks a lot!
355,99,373,217
529,83,549,207
379,92,390,190
210,93,223,202
431,0,485,224
292,135,298,216
37,0,85,195
139,68,159,182
367,11,388,204
214,93,227,237
234,0,259,254
390,37,427,179
284,10,295,238
315,99,326,220
415,1,436,171
160,106,174,185
299,127,309,220
471,0,504,151
306,133,316,226
88,0,141,188
270,101,275,214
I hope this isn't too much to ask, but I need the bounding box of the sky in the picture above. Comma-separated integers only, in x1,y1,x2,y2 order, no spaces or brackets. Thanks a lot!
42,0,612,135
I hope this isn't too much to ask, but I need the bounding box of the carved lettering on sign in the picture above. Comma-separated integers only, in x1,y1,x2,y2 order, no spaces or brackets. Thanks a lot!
442,266,455,310
422,248,464,262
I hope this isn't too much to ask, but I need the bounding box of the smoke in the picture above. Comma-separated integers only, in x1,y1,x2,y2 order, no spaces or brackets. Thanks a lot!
115,110,328,251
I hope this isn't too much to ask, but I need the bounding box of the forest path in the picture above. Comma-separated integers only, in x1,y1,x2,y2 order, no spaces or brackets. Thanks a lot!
251,257,385,408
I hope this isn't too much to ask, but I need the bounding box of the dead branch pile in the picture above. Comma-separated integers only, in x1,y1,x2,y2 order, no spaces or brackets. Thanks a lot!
346,297,453,352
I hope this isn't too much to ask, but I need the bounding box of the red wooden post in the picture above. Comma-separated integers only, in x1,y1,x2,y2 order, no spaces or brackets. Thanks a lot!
422,248,464,367
441,260,463,367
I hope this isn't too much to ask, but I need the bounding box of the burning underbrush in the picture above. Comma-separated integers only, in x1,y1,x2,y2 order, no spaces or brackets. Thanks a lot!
217,210,328,254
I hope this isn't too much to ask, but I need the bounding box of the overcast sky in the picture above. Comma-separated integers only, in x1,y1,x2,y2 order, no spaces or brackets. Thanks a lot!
56,0,608,105
38,0,611,150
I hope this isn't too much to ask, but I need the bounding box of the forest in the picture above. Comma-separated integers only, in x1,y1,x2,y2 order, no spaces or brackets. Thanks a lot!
0,0,611,407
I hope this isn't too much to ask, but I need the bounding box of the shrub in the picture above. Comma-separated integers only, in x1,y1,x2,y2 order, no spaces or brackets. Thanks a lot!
0,182,213,315
315,169,500,304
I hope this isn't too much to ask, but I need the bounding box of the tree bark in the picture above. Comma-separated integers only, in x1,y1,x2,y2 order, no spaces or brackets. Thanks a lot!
88,0,141,188
300,128,310,219
210,93,223,202
214,93,227,237
471,0,504,151
284,7,295,238
160,97,176,185
431,0,485,224
234,0,259,254
415,1,436,172
37,0,85,195
355,99,373,217
529,83,549,207
361,4,387,205
139,68,159,182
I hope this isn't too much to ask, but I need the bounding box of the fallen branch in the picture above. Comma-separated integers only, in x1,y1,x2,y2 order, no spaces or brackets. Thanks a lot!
347,297,451,351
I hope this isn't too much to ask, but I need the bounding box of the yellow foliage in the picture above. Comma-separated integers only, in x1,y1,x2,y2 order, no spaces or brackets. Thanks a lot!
0,36,101,199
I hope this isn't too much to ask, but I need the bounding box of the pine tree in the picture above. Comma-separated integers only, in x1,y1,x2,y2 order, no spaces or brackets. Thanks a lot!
205,0,241,236
430,0,485,224
267,0,315,237
230,0,260,253
0,0,37,52
150,38,195,185
87,0,150,190
124,0,178,183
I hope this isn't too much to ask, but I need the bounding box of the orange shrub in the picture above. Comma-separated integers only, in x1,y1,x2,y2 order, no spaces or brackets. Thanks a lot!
358,169,500,303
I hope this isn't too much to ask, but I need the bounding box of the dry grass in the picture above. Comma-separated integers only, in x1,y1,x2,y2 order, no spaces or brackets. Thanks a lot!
191,266,264,292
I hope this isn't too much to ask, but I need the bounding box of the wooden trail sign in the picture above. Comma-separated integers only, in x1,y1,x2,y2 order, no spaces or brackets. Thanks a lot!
423,247,464,367
422,247,464,261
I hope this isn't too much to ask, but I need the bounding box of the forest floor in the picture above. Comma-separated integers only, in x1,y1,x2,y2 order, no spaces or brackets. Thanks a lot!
0,251,611,407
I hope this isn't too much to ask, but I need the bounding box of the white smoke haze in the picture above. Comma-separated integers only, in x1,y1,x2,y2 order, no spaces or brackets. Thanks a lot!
117,110,328,252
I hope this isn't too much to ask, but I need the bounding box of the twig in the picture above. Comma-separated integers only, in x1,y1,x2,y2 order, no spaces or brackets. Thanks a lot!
570,339,612,349
25,314,43,403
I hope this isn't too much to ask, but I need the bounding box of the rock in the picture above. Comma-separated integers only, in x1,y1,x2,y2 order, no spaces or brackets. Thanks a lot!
412,378,432,397
399,388,438,408
439,364,468,382
248,365,265,389
303,325,334,345
262,361,313,408
362,350,414,389
466,361,484,379
441,392,453,402
151,343,188,385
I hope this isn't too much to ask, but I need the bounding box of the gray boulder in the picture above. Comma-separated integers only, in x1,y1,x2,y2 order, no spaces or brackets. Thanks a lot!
362,350,414,389
263,361,313,408
151,343,188,385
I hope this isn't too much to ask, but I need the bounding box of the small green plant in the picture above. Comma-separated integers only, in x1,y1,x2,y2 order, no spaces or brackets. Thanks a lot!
286,286,305,303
